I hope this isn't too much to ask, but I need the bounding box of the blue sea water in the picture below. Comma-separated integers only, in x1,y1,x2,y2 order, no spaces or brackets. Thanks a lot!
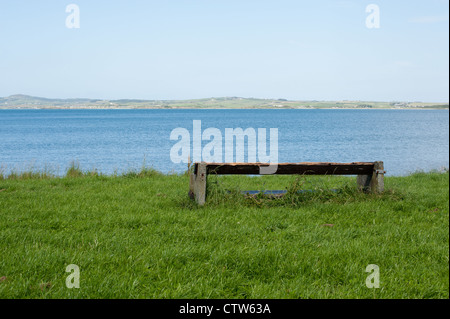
0,109,448,176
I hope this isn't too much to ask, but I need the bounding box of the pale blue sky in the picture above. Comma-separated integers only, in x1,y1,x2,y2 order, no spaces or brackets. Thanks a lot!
0,0,448,101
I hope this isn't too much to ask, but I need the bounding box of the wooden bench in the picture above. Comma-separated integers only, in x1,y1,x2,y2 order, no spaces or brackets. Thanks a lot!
189,161,385,205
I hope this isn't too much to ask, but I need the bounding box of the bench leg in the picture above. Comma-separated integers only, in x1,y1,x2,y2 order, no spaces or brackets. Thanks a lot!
357,161,384,193
357,174,371,192
188,172,195,200
189,163,207,205
371,161,385,193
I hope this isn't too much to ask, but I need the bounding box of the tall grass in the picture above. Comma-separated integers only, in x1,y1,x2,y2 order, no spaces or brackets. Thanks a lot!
65,161,84,178
0,160,166,180
0,168,54,180
204,173,404,208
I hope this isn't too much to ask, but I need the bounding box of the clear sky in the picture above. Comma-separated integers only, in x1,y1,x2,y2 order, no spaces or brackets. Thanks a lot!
0,0,448,102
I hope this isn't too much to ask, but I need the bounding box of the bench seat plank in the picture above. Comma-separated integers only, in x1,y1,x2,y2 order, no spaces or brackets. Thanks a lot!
196,162,375,175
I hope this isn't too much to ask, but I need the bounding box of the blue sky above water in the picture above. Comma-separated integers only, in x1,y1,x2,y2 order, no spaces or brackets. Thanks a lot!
0,0,448,102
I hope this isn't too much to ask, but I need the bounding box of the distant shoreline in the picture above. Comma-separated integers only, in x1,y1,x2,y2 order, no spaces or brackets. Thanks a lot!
1,94,448,110
0,107,448,110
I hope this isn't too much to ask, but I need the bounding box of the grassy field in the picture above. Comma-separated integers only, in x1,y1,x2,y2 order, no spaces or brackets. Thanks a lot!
0,167,448,299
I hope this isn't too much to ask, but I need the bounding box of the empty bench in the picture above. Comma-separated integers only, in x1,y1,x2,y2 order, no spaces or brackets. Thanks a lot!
189,161,385,205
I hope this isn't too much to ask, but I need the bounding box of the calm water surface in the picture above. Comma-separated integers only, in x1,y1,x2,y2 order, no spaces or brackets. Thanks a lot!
0,109,448,176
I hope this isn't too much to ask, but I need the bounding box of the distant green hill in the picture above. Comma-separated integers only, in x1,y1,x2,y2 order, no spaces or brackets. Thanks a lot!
0,94,102,106
0,94,448,109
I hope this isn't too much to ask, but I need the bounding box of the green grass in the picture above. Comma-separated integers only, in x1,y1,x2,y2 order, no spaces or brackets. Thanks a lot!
0,168,448,299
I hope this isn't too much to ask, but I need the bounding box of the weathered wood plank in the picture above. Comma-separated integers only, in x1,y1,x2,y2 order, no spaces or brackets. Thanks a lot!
195,162,375,176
